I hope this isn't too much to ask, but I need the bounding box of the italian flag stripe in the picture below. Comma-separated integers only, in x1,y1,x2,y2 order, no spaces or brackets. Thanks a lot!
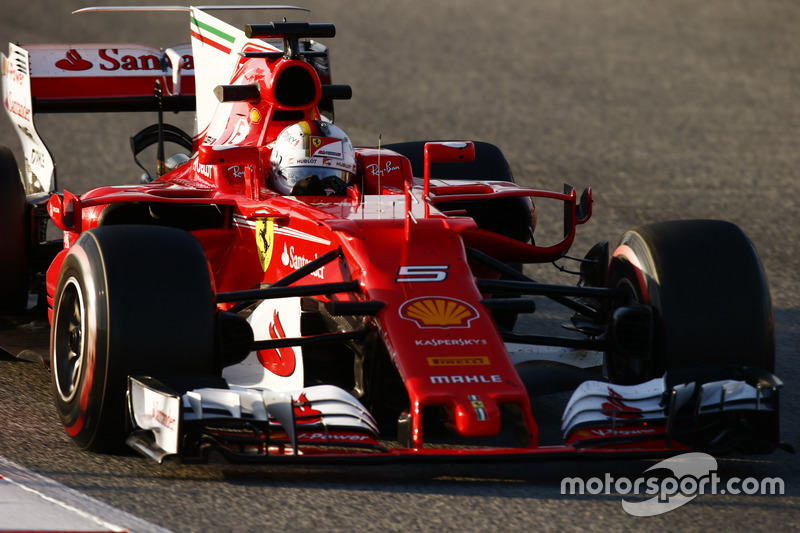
190,16,236,43
190,30,231,54
190,16,235,54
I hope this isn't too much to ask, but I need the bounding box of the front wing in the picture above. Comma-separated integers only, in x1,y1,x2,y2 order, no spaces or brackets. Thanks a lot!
127,370,781,464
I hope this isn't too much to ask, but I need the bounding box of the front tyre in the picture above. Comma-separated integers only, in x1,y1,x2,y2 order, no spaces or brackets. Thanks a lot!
606,219,774,383
51,226,218,452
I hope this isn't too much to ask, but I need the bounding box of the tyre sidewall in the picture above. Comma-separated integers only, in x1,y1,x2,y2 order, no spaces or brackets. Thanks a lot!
51,235,112,450
51,226,219,452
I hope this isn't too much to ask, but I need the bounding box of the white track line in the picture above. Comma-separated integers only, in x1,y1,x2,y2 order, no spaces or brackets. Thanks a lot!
0,457,174,533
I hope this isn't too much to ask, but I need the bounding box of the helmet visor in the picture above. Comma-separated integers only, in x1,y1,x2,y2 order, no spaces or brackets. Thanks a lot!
276,166,350,190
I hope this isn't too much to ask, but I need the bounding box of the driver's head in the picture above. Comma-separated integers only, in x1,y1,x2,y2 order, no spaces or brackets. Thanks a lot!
269,120,356,195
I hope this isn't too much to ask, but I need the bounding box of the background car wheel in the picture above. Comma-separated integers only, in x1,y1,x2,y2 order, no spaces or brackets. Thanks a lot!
606,219,774,383
51,225,218,452
0,146,29,313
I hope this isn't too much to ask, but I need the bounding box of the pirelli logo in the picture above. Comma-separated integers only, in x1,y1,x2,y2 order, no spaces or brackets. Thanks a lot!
427,356,490,367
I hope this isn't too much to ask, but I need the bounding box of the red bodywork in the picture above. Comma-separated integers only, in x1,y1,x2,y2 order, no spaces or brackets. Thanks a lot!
40,42,606,456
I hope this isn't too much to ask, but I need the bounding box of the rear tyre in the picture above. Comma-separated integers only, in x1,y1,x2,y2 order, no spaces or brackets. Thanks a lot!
606,219,774,383
51,225,218,452
0,146,29,313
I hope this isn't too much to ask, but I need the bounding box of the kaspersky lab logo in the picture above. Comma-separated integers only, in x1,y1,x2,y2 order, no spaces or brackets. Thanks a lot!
561,452,784,516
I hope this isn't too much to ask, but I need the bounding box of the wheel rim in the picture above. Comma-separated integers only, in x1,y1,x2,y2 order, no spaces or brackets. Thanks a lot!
54,277,86,403
615,276,640,304
607,262,650,383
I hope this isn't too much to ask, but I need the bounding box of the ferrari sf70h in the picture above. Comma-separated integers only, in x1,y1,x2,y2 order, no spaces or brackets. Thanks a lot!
0,5,784,463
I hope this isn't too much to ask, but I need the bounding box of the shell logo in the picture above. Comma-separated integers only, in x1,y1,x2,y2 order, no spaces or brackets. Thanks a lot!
399,297,479,329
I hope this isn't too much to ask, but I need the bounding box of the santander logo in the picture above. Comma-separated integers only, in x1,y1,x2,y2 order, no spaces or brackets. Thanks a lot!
294,392,323,423
600,387,642,419
50,47,195,73
256,310,296,377
55,50,92,71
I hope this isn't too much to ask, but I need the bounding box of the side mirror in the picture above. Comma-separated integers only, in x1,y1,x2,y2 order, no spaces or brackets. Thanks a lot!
424,141,475,165
47,191,81,231
423,141,475,197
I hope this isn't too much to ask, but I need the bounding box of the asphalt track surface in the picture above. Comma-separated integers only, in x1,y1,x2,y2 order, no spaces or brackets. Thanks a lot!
1,1,799,531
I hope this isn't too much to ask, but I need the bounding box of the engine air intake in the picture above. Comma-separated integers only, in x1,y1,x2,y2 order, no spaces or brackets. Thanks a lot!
274,65,317,107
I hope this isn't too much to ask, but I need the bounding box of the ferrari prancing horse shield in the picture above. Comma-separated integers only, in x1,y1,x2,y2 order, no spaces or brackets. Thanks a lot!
255,218,274,271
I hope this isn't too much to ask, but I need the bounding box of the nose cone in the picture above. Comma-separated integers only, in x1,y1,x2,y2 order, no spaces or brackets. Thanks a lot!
451,395,501,437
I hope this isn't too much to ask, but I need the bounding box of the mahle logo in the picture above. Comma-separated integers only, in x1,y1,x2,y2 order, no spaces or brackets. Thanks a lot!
561,452,784,516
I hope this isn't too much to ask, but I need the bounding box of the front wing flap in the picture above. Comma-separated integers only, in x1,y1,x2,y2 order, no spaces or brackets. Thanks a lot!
128,377,382,463
562,372,781,453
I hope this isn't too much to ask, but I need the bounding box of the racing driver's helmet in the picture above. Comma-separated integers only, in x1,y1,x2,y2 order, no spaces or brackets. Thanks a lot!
269,120,356,195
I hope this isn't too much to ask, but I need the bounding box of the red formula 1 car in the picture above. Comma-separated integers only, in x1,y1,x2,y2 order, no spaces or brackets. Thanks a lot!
0,6,783,463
